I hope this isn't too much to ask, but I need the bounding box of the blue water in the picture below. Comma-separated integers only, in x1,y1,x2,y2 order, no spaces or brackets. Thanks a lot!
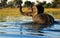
0,20,60,38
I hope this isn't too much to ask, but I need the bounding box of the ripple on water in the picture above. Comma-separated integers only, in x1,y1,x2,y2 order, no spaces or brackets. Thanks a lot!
0,20,60,38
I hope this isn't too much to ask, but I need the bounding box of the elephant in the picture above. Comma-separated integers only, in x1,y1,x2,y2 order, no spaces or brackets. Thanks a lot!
19,0,55,25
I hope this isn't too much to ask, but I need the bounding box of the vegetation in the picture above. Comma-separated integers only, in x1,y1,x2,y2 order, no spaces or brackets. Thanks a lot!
0,0,60,8
0,8,60,19
44,8,60,19
0,0,7,8
0,8,21,17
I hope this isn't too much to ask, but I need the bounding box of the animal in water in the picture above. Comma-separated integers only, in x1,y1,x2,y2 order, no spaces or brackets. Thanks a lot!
19,0,55,25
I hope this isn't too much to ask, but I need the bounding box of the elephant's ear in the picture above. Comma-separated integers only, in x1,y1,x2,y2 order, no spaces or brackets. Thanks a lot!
31,6,38,17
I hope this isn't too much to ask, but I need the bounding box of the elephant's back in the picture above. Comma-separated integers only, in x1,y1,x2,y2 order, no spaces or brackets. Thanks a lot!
32,13,54,25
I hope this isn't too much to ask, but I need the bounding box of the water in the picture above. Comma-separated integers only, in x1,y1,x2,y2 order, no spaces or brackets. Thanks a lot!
0,19,60,38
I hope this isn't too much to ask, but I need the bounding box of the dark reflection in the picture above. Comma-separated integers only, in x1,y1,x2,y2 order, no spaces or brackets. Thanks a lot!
20,22,54,36
31,34,44,36
54,21,60,24
24,23,54,32
48,29,60,32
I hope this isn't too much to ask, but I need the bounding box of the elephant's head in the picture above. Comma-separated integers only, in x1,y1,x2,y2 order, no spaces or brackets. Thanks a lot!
20,6,38,17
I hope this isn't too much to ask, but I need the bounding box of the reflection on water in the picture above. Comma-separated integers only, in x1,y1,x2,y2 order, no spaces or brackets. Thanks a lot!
19,20,60,38
20,22,54,36
0,19,60,38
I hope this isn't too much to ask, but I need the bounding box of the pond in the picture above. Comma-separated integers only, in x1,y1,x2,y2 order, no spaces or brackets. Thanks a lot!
0,19,60,38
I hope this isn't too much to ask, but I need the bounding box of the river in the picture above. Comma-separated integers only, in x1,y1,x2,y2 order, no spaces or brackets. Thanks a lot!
0,19,60,38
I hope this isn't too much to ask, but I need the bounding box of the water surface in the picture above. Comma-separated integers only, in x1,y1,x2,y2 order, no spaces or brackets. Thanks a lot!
0,19,60,38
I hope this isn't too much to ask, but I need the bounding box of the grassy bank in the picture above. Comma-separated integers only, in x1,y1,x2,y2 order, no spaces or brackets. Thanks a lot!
0,8,60,22
45,8,60,19
0,8,21,17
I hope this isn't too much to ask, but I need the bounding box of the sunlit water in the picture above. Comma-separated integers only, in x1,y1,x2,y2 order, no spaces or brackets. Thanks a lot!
0,18,60,38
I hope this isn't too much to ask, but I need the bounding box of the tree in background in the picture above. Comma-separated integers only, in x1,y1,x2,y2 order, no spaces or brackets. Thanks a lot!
0,0,60,8
46,3,52,8
7,1,14,8
24,1,33,7
42,1,47,8
14,0,22,8
51,0,60,8
0,3,2,8
1,0,7,8
36,0,60,8
36,1,48,8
